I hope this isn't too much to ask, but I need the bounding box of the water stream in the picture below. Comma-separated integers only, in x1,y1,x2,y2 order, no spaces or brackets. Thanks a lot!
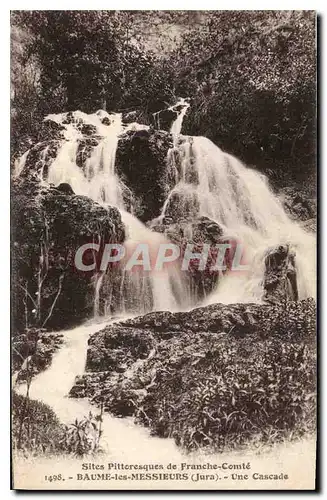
16,319,185,462
14,99,316,465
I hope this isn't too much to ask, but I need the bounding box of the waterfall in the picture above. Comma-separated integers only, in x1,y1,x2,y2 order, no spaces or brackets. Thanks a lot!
19,108,190,315
45,111,126,205
160,135,316,303
14,149,28,178
15,101,316,312
13,100,316,481
117,210,188,314
169,97,190,145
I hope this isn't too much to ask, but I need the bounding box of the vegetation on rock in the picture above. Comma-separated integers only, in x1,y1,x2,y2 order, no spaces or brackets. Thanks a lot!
12,328,63,379
70,298,316,452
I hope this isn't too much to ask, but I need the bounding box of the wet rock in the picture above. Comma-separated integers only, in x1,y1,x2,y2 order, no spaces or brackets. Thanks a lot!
150,215,226,299
122,110,144,125
152,216,223,244
263,244,298,304
56,182,75,195
41,120,66,141
161,189,200,221
116,129,173,221
152,108,178,132
301,218,316,232
69,375,88,398
76,137,100,169
280,187,317,222
80,123,97,136
101,116,111,126
21,140,61,181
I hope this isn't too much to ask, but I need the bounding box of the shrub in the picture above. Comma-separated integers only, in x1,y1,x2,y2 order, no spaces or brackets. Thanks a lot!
12,392,65,455
137,333,316,452
12,393,103,457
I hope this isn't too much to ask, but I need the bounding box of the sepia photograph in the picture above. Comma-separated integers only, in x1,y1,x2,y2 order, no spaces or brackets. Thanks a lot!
10,9,317,490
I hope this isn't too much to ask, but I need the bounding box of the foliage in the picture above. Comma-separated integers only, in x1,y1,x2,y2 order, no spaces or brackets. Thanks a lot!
10,11,174,158
12,393,103,457
171,11,316,185
81,298,316,453
137,336,315,451
12,392,66,455
61,410,103,457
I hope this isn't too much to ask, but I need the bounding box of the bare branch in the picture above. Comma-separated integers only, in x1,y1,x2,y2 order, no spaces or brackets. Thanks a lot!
42,273,64,328
18,283,37,309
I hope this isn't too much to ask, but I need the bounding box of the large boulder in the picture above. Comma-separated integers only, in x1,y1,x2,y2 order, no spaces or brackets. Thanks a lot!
115,128,174,222
263,244,298,304
150,215,226,299
11,178,125,332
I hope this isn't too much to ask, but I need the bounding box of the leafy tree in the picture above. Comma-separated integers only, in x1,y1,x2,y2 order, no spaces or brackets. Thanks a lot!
11,11,176,158
171,11,316,186
12,11,173,112
11,10,316,188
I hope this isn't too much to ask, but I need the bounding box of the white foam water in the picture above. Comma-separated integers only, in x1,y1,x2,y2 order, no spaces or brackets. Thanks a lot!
13,102,316,476
35,108,190,314
160,135,316,303
15,319,185,462
15,101,316,310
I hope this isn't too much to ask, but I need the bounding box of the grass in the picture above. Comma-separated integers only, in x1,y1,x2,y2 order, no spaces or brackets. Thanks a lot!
136,334,316,452
12,392,66,456
12,392,103,457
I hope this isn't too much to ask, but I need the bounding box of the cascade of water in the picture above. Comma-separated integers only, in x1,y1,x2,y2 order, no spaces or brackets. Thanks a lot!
169,97,190,145
45,111,124,205
118,210,189,313
15,101,316,312
160,98,192,223
93,273,105,317
160,135,316,303
14,150,29,178
17,108,190,315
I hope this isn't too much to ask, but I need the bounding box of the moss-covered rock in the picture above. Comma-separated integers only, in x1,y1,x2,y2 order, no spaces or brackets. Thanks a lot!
70,298,316,452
